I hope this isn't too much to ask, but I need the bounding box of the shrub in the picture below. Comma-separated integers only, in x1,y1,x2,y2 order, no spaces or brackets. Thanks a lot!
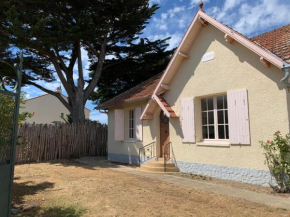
260,131,290,193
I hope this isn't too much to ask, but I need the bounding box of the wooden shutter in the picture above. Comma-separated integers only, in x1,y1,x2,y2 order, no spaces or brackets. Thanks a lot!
135,107,143,141
227,89,250,145
114,109,124,141
181,98,195,143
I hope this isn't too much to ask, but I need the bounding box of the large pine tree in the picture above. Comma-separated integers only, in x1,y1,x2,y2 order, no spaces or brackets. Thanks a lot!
0,0,159,123
91,37,175,106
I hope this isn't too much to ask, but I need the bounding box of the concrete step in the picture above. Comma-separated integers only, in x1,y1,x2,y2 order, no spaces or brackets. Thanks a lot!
145,161,176,168
138,166,179,173
139,159,180,173
137,167,179,174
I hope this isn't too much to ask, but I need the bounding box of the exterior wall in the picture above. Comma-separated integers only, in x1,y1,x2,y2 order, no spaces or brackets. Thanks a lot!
106,24,290,186
21,94,90,124
107,100,161,164
162,24,289,180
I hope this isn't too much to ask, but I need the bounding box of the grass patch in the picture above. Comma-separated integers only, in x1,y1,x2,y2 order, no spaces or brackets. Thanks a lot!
15,204,86,217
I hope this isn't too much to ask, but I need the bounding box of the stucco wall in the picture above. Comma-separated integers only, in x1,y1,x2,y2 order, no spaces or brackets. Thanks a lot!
21,94,90,124
163,24,290,171
106,24,290,186
108,100,161,163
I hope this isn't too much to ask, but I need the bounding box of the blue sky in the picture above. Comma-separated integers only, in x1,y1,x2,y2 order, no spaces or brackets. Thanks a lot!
23,0,290,124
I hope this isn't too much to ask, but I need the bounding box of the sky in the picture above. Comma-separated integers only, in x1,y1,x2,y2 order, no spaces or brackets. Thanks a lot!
23,0,290,124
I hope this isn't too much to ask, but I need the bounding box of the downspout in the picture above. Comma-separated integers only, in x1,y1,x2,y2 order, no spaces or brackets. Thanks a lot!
281,64,290,87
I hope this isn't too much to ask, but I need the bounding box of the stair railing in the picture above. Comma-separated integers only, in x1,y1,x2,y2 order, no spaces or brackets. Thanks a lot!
164,142,172,172
139,141,156,166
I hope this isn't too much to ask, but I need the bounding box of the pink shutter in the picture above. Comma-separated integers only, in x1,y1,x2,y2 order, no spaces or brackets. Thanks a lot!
135,107,143,141
114,109,124,141
227,89,250,145
181,98,195,143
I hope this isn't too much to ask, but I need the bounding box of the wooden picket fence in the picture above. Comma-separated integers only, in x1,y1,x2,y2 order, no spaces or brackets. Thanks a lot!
15,122,107,163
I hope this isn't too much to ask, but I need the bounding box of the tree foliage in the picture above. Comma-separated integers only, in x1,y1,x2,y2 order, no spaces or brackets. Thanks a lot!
260,131,290,193
0,91,33,162
0,0,159,123
90,37,174,106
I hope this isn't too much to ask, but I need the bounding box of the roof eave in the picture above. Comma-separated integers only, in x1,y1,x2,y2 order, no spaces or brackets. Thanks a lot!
97,96,151,110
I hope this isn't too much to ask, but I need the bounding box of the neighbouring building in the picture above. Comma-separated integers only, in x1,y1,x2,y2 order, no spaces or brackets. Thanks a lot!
97,8,290,186
22,87,91,124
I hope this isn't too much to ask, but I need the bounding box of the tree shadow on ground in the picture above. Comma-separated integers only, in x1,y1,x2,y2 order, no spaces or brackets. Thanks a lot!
15,206,86,217
13,180,54,206
47,157,131,170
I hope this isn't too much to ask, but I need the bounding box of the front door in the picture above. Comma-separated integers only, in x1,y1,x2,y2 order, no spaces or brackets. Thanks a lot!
160,111,170,157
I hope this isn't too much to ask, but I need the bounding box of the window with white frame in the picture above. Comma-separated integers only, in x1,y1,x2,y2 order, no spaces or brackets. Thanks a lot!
129,109,134,139
201,95,229,140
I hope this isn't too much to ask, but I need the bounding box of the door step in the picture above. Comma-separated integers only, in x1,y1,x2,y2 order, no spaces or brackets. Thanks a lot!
138,160,179,173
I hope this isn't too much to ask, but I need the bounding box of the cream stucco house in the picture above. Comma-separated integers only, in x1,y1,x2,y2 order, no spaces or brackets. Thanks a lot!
22,88,91,124
97,9,290,186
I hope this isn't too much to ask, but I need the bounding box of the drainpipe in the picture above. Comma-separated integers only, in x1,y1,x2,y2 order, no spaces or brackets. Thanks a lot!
281,64,290,87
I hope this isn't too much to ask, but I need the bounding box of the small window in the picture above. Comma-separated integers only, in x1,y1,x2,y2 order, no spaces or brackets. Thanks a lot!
201,95,229,140
129,109,134,139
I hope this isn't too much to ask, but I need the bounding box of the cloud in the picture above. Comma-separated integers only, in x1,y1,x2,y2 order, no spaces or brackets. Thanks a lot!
168,6,186,18
233,0,290,36
152,4,192,32
207,0,290,36
148,32,183,50
149,0,163,6
90,111,108,124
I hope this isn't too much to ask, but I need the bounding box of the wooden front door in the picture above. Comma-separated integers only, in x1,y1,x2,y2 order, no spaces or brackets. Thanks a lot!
160,112,170,157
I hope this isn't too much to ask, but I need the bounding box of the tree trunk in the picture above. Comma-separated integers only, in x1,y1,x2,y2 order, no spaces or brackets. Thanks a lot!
70,91,86,123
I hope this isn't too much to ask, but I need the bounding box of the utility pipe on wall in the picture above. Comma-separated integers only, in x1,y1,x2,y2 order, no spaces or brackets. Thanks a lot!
281,64,290,87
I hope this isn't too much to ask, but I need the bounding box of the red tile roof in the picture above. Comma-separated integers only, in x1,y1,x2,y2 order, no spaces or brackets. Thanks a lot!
98,23,290,110
158,96,178,118
97,72,163,109
250,24,290,64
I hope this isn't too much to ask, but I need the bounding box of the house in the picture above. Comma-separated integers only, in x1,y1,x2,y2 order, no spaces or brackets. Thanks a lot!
97,6,290,186
22,87,91,124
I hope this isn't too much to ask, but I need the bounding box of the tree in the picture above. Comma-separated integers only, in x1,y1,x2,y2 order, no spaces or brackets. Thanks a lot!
0,91,33,162
90,37,175,106
0,0,159,123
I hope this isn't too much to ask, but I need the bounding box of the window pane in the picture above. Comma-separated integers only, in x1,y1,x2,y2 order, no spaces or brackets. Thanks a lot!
224,95,228,109
225,125,229,139
201,99,207,111
208,111,214,124
225,110,228,124
217,96,223,109
208,126,215,139
202,112,207,125
202,126,208,139
218,111,224,124
218,125,225,139
208,98,214,110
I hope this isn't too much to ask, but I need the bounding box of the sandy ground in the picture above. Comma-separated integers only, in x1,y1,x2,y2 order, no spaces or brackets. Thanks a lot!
13,160,290,217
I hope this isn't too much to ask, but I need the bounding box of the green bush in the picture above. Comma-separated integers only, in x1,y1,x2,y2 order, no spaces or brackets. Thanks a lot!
260,131,290,193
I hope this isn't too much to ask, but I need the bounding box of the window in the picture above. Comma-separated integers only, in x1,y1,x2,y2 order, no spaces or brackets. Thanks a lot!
129,109,134,139
201,95,229,140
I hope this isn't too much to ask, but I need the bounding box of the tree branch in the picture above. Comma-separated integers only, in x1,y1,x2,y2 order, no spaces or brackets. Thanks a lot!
84,41,100,59
26,81,72,112
49,50,75,98
84,36,108,101
77,41,84,89
55,48,75,88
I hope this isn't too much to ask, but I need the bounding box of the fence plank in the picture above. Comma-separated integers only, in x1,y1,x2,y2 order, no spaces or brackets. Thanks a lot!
15,123,108,163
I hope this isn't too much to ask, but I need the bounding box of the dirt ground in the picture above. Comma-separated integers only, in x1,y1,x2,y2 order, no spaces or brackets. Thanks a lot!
13,160,290,217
